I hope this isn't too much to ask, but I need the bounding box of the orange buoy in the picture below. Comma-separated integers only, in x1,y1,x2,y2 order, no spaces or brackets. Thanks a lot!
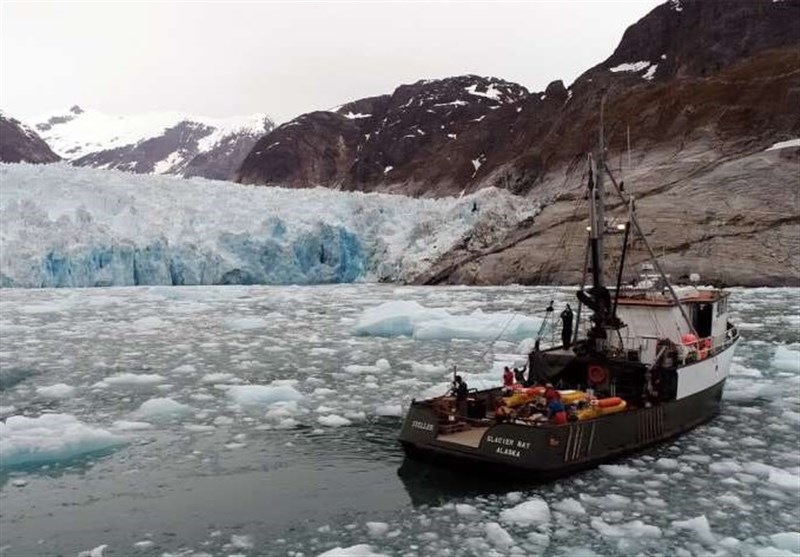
597,396,622,408
588,365,608,384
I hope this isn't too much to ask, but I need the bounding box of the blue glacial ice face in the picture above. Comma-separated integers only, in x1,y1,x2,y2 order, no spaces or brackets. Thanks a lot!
25,227,366,288
0,163,541,288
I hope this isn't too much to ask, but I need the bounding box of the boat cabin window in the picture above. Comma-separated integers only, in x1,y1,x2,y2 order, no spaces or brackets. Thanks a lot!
693,303,713,338
716,297,728,316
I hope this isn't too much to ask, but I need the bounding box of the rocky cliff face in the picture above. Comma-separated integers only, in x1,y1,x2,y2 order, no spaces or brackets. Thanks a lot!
236,0,800,286
236,76,529,196
32,106,273,180
0,113,60,164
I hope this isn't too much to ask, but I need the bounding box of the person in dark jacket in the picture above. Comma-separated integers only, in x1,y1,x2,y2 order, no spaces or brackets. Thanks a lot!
451,375,469,415
561,304,574,348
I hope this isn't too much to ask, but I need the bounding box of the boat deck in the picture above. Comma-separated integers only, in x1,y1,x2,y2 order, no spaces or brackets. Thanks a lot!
436,426,489,448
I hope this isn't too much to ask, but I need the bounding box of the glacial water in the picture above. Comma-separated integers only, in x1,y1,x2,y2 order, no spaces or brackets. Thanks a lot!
0,285,798,557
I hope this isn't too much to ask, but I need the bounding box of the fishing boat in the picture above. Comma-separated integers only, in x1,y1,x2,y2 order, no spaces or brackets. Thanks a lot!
397,111,740,479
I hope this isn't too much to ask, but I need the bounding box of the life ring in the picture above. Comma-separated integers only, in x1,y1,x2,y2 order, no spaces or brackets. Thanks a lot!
588,365,608,384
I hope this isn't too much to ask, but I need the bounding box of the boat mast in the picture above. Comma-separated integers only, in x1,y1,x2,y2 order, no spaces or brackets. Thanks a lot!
593,98,607,291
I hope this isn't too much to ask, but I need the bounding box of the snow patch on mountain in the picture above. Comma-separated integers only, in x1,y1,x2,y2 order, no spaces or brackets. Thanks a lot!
609,61,652,73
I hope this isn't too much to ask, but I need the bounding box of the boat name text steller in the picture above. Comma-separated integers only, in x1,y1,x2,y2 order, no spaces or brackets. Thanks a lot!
411,420,434,432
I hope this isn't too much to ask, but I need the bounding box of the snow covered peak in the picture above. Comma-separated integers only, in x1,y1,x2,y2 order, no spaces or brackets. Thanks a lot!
31,107,270,160
28,107,274,180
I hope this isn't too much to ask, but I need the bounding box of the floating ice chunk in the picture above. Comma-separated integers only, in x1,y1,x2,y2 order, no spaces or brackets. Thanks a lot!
499,498,551,525
580,493,631,510
672,515,716,546
710,460,742,474
413,310,541,342
111,420,152,431
754,548,797,557
0,414,126,468
200,372,237,383
772,345,800,372
224,317,269,331
655,457,680,470
366,521,389,537
344,359,391,375
375,404,402,417
225,384,304,407
318,414,351,427
230,534,254,549
318,544,387,557
77,545,108,557
171,364,197,375
105,373,166,386
133,398,192,421
485,522,515,549
132,540,154,549
768,469,800,493
131,316,168,331
770,532,800,553
353,301,451,337
36,383,75,399
552,498,586,515
598,464,640,478
456,503,479,515
591,518,661,538
409,361,446,376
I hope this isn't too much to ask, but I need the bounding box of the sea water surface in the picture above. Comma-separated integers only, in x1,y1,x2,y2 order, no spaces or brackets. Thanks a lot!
0,285,798,557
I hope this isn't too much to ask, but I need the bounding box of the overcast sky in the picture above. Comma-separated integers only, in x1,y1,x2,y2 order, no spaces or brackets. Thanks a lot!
1,1,662,124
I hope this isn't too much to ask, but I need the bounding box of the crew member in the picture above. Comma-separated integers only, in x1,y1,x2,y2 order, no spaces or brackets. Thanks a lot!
547,397,568,425
502,366,514,390
561,304,574,348
452,375,469,415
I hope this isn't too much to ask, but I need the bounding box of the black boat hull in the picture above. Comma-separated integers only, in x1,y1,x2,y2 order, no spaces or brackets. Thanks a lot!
399,379,726,480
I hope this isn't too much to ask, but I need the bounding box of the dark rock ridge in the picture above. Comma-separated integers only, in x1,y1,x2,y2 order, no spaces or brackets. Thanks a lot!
236,76,529,196
0,113,60,164
235,0,800,286
32,107,274,181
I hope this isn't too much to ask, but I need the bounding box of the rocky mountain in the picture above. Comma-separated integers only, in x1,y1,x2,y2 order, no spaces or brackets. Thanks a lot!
236,0,800,286
0,113,60,164
32,106,273,180
236,76,529,195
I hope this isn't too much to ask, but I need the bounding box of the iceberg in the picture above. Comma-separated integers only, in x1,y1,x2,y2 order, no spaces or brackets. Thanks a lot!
0,163,540,288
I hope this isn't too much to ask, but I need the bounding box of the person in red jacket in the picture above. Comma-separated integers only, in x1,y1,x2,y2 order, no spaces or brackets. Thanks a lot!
502,366,514,390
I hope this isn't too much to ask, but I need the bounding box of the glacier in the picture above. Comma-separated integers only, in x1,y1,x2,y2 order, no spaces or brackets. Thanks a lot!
0,163,540,288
